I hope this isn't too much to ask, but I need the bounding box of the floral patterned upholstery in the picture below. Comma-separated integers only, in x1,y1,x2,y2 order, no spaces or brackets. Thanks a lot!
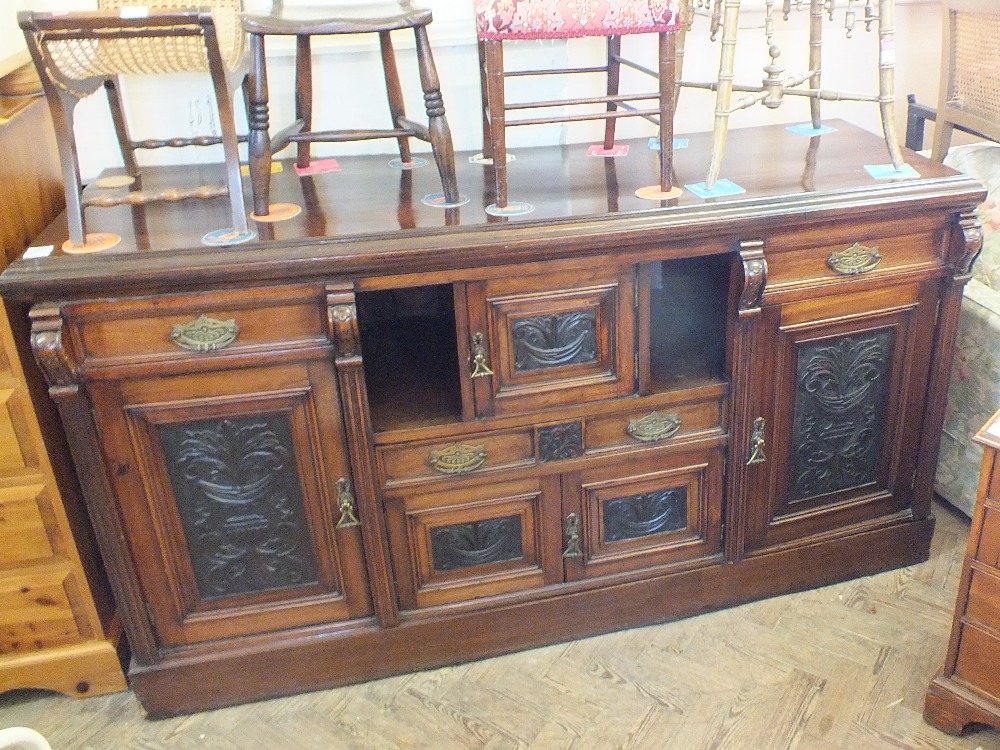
474,0,681,39
936,141,1000,516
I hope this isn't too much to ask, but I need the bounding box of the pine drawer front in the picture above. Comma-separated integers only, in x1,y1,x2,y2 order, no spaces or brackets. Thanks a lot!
384,476,564,610
0,484,55,567
68,285,327,368
378,428,536,487
0,566,85,653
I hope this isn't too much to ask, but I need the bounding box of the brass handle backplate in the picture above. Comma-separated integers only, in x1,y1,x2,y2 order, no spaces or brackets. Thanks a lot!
335,477,360,528
828,243,882,275
429,443,487,475
470,332,494,378
563,512,583,558
171,314,239,352
747,417,767,465
627,411,682,443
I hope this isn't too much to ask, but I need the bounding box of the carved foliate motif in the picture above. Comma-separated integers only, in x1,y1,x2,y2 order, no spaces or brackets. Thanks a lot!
512,312,597,371
430,516,523,572
603,487,688,543
328,303,359,358
537,422,584,463
790,330,894,502
956,211,984,275
160,415,320,598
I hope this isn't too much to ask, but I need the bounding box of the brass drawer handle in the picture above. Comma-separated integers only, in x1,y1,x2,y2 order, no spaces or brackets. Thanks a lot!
429,443,487,475
470,332,494,378
335,477,359,528
747,417,767,465
627,411,682,443
171,314,239,352
828,243,882,275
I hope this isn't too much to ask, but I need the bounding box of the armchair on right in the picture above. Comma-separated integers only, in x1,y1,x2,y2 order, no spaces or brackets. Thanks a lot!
931,1,1000,516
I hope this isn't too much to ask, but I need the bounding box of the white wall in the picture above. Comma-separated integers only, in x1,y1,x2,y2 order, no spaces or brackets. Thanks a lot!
3,0,943,180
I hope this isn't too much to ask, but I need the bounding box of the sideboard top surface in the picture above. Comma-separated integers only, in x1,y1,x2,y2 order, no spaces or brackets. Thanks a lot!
0,121,984,301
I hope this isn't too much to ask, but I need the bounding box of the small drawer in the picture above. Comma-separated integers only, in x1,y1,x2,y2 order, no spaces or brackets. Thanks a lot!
585,398,724,454
0,484,55,568
69,284,327,364
378,428,536,486
966,568,1000,626
0,566,83,652
975,503,1000,570
765,231,939,294
955,622,1000,699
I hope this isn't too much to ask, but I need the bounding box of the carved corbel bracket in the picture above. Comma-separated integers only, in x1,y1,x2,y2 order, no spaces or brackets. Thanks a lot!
29,304,76,391
325,286,359,361
737,239,767,315
953,209,984,277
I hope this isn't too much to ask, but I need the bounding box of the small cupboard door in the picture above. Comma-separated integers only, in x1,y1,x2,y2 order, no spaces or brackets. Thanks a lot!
561,443,725,582
384,475,564,609
464,266,636,417
743,280,938,552
87,359,373,648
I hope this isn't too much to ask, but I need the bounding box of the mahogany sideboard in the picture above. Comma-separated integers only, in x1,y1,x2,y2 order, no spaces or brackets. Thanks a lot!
925,407,1000,735
0,122,985,717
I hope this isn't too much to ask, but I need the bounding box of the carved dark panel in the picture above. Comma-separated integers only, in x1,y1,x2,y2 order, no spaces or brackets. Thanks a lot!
512,312,597,371
537,422,584,463
430,516,523,572
790,330,894,502
603,488,688,543
160,415,320,599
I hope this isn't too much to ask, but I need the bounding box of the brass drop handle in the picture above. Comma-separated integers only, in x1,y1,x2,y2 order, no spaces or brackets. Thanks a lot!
171,314,239,352
335,477,360,528
747,417,767,466
428,443,487,475
563,512,583,558
627,411,682,443
470,332,494,378
827,242,881,275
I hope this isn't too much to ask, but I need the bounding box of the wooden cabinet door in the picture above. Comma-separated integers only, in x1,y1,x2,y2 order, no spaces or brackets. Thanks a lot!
743,281,938,552
561,443,725,582
87,359,372,648
465,267,636,417
384,474,564,610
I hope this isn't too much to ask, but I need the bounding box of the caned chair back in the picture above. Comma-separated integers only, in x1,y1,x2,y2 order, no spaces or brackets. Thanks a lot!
474,0,681,40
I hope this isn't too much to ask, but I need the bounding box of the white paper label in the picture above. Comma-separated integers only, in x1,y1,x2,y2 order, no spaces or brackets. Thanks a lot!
24,245,54,259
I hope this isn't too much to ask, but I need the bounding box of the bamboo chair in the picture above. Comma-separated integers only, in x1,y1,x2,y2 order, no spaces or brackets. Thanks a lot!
931,0,1000,161
20,1,249,250
474,0,683,216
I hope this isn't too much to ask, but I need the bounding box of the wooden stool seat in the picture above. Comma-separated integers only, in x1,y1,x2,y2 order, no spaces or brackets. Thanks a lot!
243,1,460,218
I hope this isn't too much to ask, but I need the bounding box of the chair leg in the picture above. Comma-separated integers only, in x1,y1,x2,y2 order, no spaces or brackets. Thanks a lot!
876,0,906,169
295,35,313,170
204,27,249,234
604,35,622,150
808,0,823,130
658,32,677,194
246,31,273,217
706,0,741,190
413,24,460,204
483,39,508,209
104,76,140,178
49,88,88,246
477,40,494,161
379,30,413,165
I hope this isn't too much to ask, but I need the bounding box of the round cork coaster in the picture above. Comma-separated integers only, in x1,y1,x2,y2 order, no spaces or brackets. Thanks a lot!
250,203,302,222
61,233,122,254
635,185,684,201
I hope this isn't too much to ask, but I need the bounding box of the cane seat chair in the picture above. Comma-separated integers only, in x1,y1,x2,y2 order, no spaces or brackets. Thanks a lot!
475,0,683,215
241,1,461,219
19,0,249,250
931,0,1000,161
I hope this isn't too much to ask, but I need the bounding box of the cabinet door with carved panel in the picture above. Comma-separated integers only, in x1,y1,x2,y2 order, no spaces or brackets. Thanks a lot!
742,280,939,552
561,442,725,582
464,266,636,418
85,359,372,649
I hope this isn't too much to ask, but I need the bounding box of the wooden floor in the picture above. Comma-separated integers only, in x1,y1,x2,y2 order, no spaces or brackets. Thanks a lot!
2,499,998,750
